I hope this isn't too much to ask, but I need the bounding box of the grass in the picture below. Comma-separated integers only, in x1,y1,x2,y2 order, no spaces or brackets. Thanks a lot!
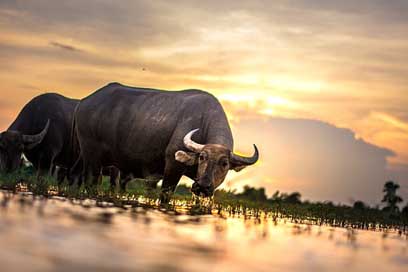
1,166,407,234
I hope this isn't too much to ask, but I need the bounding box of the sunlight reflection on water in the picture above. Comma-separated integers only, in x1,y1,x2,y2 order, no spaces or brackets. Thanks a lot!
0,191,407,272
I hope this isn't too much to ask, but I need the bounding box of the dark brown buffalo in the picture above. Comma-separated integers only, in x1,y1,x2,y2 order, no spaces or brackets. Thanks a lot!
0,93,120,187
0,93,77,176
74,83,259,201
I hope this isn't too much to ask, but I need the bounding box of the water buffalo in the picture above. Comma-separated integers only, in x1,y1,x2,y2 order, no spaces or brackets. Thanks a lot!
0,93,120,187
0,93,78,177
75,82,259,201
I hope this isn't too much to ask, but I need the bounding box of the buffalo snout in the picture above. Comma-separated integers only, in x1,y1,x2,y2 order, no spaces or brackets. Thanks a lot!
191,181,214,197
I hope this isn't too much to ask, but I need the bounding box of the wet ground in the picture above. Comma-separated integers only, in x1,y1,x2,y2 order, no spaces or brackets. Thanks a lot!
0,190,407,272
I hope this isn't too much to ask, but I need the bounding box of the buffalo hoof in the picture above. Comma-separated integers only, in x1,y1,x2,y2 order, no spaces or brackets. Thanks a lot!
159,191,172,205
119,181,128,192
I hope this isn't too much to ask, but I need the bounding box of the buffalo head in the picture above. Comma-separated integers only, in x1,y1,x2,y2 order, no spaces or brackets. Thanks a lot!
0,120,49,172
175,129,258,197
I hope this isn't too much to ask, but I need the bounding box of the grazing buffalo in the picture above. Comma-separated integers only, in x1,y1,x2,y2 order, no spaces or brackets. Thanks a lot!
75,82,259,201
0,93,78,175
0,93,78,177
0,93,120,187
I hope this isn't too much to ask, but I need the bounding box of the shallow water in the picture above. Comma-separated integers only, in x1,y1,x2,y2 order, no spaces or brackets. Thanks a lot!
0,191,407,272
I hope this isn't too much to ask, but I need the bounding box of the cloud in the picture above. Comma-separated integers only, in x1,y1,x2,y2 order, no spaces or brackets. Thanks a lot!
229,116,401,204
49,41,82,52
372,112,408,132
1,0,407,91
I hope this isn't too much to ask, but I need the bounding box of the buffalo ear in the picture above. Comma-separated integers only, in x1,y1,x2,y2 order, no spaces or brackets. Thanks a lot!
230,164,247,172
175,150,198,166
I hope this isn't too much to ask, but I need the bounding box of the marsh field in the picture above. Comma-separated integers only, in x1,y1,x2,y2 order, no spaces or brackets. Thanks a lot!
0,168,407,272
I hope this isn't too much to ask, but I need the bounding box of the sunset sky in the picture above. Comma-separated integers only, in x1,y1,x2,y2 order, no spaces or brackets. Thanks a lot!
1,0,407,204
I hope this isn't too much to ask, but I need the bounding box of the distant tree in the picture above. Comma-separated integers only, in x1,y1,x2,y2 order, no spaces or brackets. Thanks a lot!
238,185,267,202
401,204,408,225
268,190,283,203
271,190,281,201
381,181,403,213
283,192,302,204
353,200,367,210
402,205,408,217
323,201,334,207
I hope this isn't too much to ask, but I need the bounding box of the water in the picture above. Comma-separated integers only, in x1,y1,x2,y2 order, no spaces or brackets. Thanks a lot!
0,191,407,272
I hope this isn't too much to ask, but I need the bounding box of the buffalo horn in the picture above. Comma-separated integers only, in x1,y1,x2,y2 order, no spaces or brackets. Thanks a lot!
183,129,204,153
22,119,50,147
230,144,259,165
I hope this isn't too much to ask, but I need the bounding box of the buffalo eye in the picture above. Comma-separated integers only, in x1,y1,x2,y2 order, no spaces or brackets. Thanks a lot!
199,153,207,161
220,160,229,169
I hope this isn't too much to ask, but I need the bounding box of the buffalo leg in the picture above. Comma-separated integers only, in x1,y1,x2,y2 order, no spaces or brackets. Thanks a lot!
48,153,58,177
160,163,183,204
101,166,120,189
57,167,67,185
109,167,120,188
36,155,52,179
119,172,133,191
68,156,83,187
83,161,101,194
106,166,120,191
51,165,57,177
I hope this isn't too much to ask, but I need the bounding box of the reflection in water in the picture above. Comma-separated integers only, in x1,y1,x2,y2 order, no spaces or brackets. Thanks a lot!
0,191,407,272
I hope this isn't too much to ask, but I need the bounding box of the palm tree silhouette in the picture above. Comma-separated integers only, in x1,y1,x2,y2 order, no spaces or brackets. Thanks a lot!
382,180,403,213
